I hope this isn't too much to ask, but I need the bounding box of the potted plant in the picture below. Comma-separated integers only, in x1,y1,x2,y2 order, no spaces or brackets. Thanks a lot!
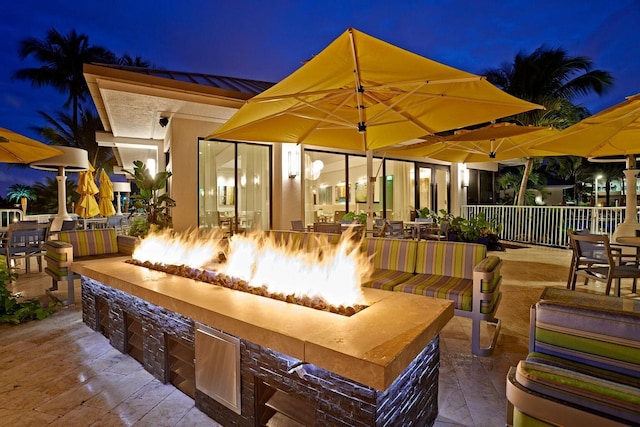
343,211,367,225
127,160,176,238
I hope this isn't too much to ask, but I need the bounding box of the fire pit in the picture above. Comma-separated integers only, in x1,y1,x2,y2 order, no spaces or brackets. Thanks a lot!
74,231,453,426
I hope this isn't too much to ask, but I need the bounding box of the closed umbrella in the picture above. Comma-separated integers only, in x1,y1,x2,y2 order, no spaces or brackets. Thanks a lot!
0,127,62,163
380,123,559,163
209,28,542,222
98,169,116,217
75,163,100,218
532,94,640,240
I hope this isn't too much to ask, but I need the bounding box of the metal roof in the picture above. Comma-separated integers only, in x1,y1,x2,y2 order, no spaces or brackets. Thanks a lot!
90,63,275,96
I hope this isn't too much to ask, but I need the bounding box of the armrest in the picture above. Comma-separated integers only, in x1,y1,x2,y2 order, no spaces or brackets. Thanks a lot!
44,240,74,265
473,255,502,285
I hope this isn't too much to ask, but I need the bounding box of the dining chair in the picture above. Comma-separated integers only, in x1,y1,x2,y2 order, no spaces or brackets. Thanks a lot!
3,222,50,272
386,220,407,238
313,222,342,234
425,221,449,241
567,230,640,296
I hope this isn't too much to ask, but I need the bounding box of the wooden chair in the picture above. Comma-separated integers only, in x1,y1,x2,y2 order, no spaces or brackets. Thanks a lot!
425,221,449,241
3,222,50,272
313,222,342,234
386,220,408,238
568,230,640,296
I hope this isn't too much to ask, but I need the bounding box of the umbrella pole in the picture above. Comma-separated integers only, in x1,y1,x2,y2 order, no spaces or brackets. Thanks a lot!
612,155,640,242
51,166,73,231
366,150,374,229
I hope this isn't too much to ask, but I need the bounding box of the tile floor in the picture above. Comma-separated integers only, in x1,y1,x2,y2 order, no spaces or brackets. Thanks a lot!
0,245,637,426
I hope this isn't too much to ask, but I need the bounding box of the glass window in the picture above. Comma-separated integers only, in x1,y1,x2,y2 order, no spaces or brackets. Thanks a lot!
385,160,415,221
199,140,271,233
304,151,345,224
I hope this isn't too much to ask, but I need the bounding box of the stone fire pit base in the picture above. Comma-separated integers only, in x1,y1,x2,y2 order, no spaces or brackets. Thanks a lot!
81,277,441,426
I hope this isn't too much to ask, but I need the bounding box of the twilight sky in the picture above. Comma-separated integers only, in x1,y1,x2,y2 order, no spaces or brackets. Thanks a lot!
1,0,638,197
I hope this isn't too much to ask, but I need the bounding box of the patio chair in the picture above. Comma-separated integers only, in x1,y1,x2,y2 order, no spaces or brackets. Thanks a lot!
291,220,305,231
313,222,342,234
567,230,640,296
425,221,449,241
386,220,408,238
3,222,50,272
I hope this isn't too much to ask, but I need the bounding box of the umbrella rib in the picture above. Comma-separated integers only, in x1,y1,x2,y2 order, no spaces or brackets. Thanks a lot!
349,28,368,151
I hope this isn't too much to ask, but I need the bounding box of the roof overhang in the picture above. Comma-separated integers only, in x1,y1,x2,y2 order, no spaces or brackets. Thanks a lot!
84,63,257,172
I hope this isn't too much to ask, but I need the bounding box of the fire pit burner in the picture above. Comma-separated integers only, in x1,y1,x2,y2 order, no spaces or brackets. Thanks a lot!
126,259,368,316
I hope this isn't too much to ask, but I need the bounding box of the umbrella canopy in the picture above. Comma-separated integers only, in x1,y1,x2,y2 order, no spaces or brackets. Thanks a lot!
209,28,542,151
531,94,640,240
532,94,640,158
380,123,559,163
0,127,63,163
75,163,100,218
98,169,116,217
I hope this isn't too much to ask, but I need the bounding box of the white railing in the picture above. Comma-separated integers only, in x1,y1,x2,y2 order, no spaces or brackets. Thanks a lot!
0,209,23,228
461,205,633,248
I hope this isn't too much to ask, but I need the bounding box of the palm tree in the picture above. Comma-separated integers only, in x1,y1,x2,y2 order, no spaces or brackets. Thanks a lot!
37,108,116,173
6,184,36,214
31,176,79,214
484,46,614,205
497,163,549,205
13,28,116,141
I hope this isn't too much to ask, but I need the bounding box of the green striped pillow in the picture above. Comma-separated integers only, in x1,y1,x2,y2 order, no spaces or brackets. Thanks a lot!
364,238,417,273
415,241,485,278
59,229,118,257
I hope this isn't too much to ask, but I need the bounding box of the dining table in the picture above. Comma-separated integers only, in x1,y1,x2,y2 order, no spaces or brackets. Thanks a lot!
404,220,438,240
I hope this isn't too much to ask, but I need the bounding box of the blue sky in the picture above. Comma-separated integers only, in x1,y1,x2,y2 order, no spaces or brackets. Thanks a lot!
1,0,638,196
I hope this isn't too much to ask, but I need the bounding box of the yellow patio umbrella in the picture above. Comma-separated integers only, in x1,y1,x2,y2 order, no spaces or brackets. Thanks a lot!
209,28,542,224
98,169,116,217
0,127,63,163
210,28,542,152
533,94,640,158
380,123,559,163
531,93,640,240
75,163,100,218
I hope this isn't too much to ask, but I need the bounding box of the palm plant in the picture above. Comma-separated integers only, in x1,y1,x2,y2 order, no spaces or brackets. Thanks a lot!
6,184,36,214
13,28,116,141
31,177,78,214
484,46,613,205
36,108,116,173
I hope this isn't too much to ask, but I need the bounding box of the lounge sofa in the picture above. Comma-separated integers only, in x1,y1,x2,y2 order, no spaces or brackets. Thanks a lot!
361,237,502,356
269,230,503,356
44,228,136,305
506,287,640,426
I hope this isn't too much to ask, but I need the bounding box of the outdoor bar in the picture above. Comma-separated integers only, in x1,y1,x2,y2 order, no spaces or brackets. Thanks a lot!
73,257,453,426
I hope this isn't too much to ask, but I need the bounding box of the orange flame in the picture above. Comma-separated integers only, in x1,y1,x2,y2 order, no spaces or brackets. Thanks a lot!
133,229,372,307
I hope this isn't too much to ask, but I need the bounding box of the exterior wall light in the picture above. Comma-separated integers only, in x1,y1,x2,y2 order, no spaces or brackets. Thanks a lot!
288,151,300,179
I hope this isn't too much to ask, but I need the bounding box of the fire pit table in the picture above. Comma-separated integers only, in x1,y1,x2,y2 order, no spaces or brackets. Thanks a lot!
74,257,453,426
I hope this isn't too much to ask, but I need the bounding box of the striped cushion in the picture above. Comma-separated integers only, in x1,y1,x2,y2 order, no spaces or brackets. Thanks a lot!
394,274,472,311
516,358,640,423
415,241,485,278
362,268,415,291
534,301,640,378
59,229,118,257
363,238,417,273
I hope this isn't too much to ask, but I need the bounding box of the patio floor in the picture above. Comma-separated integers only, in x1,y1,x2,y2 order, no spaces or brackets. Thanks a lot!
0,244,637,426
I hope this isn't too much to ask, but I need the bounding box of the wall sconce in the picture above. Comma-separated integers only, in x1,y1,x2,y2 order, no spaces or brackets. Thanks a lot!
288,151,300,178
461,165,470,188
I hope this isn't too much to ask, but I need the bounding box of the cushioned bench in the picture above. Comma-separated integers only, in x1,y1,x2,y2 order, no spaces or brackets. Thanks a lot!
506,288,640,426
362,237,502,356
44,228,137,305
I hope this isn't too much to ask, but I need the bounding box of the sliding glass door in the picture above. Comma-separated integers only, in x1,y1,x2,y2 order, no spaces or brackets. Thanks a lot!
199,140,271,233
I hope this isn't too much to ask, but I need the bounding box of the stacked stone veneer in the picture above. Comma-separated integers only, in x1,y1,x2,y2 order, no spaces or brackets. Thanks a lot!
81,276,440,427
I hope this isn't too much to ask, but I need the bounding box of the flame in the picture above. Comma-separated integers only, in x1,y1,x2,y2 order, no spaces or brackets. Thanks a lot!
132,228,226,269
133,229,372,308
